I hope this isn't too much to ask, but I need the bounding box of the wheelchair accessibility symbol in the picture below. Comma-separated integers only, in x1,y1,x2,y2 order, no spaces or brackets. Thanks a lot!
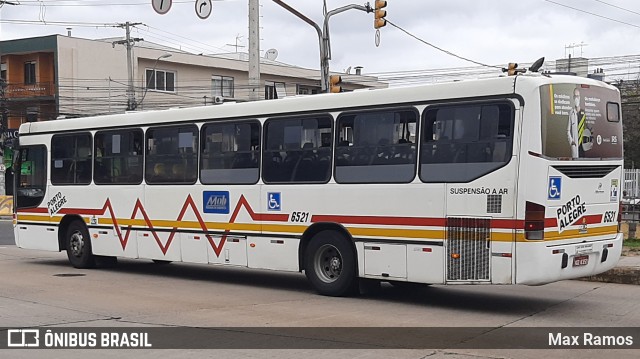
548,177,562,200
267,192,281,211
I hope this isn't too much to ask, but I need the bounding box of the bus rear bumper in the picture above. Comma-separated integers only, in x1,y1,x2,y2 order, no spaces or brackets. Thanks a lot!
516,233,623,285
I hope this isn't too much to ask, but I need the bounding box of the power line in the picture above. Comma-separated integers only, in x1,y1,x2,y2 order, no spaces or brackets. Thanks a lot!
593,0,640,17
17,0,193,7
385,19,501,69
0,18,118,27
544,0,640,29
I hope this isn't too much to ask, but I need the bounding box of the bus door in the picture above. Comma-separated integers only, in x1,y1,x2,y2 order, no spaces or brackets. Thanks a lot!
425,101,519,284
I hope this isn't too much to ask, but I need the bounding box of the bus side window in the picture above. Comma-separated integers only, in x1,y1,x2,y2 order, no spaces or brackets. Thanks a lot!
262,115,332,184
335,108,418,184
420,102,514,183
200,121,260,185
51,132,92,186
94,130,143,185
146,125,198,185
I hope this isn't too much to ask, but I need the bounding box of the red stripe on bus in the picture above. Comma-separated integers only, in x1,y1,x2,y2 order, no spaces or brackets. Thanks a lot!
17,208,48,214
313,216,527,230
58,208,104,216
492,219,524,229
17,209,604,230
545,218,558,227
311,215,446,227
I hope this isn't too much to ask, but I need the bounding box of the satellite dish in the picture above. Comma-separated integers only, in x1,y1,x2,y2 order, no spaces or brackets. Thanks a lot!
265,48,278,61
345,66,352,74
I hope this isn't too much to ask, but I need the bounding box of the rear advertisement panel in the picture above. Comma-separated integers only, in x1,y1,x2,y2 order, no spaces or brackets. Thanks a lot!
540,84,622,159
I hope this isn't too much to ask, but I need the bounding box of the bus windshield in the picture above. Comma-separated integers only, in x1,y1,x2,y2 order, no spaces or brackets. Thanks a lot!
15,145,47,209
540,83,622,160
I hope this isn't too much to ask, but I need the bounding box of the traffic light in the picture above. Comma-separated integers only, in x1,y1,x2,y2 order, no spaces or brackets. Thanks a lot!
374,0,387,29
504,62,525,76
329,75,342,93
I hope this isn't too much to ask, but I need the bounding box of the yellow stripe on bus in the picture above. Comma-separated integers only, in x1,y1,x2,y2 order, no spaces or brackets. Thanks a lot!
347,227,444,240
16,214,618,243
17,214,90,224
549,84,555,115
17,214,50,222
545,225,617,241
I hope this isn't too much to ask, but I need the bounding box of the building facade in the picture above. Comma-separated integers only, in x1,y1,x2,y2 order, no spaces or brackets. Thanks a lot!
0,34,386,130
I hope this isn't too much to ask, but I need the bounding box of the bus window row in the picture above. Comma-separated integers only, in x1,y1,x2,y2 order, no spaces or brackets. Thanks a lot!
47,101,514,186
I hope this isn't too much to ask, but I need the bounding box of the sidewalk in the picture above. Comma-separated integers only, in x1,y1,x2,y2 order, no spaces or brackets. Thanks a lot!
581,249,640,285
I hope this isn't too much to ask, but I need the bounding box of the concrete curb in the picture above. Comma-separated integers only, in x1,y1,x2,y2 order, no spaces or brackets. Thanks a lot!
580,266,640,285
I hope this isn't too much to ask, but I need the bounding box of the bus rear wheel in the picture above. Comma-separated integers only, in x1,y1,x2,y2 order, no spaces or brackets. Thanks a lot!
305,230,357,297
65,221,95,269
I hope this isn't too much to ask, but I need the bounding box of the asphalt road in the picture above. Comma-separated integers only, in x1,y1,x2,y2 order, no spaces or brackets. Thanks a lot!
2,219,639,357
0,219,14,245
1,243,639,358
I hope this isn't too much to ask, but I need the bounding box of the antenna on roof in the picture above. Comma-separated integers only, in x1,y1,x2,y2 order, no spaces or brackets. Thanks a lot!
529,57,545,73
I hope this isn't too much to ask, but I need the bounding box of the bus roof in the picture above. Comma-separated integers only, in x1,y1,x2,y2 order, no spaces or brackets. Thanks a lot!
19,73,619,135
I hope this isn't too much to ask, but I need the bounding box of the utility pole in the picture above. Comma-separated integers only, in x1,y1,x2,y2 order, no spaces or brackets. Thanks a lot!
248,0,261,101
113,22,143,110
273,0,372,93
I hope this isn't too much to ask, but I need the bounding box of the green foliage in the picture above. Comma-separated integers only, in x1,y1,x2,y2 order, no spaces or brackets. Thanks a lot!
624,238,640,248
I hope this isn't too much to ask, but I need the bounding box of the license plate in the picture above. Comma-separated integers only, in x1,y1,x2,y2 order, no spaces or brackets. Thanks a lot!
573,255,589,267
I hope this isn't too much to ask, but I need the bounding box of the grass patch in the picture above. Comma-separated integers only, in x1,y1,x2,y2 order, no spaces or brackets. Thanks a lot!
624,238,640,248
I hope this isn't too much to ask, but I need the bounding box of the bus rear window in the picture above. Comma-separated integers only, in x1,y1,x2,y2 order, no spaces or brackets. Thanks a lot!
540,84,622,159
16,145,47,209
607,102,620,122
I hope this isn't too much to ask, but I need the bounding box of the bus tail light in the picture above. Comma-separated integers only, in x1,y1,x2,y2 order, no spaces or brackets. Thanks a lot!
525,201,545,240
618,202,623,233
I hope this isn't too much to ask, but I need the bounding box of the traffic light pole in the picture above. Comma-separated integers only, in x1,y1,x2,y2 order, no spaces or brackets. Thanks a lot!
273,1,372,93
272,0,327,92
323,4,372,92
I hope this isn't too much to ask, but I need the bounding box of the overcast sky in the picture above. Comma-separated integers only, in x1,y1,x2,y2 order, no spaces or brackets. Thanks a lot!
2,0,640,77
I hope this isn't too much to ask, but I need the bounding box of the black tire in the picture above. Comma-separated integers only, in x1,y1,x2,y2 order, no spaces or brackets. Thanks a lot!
304,230,357,297
65,221,95,269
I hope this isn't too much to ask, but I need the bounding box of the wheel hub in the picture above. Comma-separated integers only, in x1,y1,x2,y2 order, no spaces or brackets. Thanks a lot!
330,257,341,272
314,244,343,283
69,231,84,257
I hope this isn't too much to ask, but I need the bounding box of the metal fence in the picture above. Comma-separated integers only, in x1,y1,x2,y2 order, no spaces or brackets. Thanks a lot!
624,169,640,200
623,169,640,224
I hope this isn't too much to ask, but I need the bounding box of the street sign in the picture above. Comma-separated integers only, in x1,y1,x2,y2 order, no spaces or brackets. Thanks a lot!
152,0,172,15
195,0,212,20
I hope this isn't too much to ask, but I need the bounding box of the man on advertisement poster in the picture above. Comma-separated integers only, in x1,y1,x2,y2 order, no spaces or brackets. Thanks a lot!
566,87,586,159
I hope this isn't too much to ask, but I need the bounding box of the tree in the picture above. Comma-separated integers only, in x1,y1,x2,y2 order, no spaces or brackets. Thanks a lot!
618,80,640,168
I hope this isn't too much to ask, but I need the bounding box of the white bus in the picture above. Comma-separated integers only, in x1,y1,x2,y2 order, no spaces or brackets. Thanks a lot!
13,72,623,296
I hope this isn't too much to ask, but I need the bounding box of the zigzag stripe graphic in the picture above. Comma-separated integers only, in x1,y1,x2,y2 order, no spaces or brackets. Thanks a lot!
97,194,288,256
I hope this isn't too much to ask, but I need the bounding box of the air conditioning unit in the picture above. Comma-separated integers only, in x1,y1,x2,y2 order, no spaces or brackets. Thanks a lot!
213,96,224,104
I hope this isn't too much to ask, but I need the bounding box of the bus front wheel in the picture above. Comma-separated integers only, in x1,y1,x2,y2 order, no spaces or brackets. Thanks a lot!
65,221,95,269
305,230,357,297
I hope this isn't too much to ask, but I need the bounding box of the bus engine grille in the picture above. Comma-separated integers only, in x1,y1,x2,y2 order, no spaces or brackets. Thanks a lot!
551,165,618,178
446,217,491,281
